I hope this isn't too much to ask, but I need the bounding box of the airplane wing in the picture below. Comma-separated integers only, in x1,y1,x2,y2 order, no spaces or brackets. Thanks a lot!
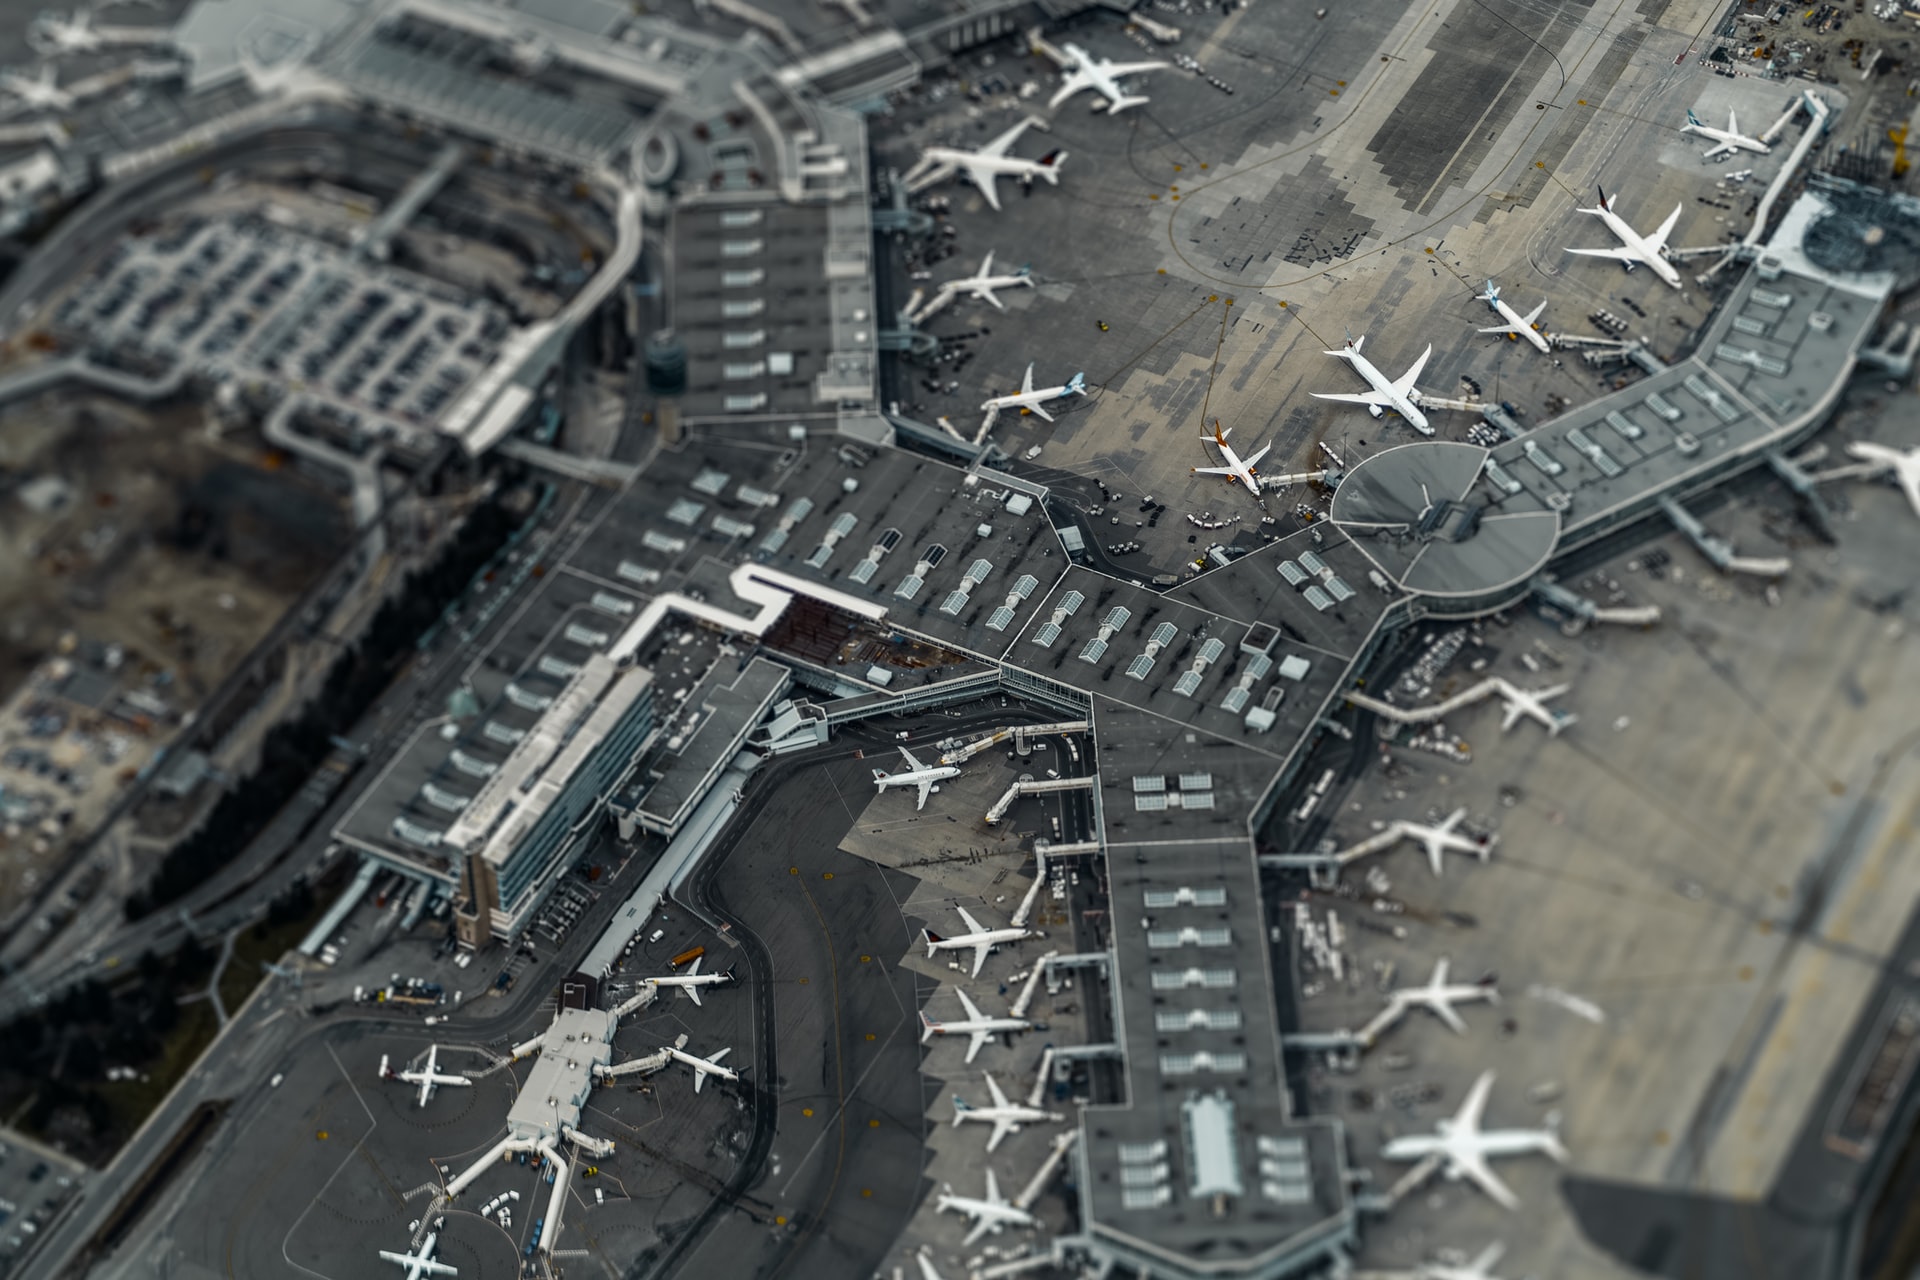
1455,1149,1522,1210
985,1167,1003,1205
1433,997,1468,1034
985,1073,1011,1109
708,1047,732,1066
1105,59,1170,76
969,941,991,980
1191,465,1240,477
961,161,1003,211
955,987,985,1021
987,1115,1014,1152
1458,1070,1495,1133
685,984,703,1006
1311,390,1395,407
1395,345,1432,396
693,1067,708,1093
420,1259,458,1279
1647,203,1684,252
1028,402,1056,422
1469,1241,1508,1275
418,1077,432,1107
977,250,995,276
917,1252,948,1280
1242,442,1272,469
979,118,1034,157
1897,466,1920,518
955,905,986,935
1478,321,1524,337
1700,139,1735,160
962,1213,995,1246
915,778,933,810
899,746,926,771
1565,246,1646,265
1047,69,1096,109
965,1028,991,1063
1420,835,1446,877
1521,300,1547,326
1019,363,1036,394
1727,110,1740,136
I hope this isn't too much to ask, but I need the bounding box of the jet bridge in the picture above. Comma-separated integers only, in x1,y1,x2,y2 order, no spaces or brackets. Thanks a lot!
986,775,1094,824
1659,495,1791,577
940,720,1090,764
1531,577,1663,629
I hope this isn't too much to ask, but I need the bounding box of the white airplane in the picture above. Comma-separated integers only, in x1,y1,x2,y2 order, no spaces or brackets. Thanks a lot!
952,1072,1061,1152
1422,1241,1511,1280
381,1045,471,1108
642,955,734,1006
1359,957,1499,1045
1396,808,1495,876
1476,280,1550,354
379,1231,457,1279
1381,1070,1568,1210
0,66,71,113
979,363,1087,434
919,988,1032,1064
901,116,1066,212
1492,679,1575,736
1565,187,1684,289
29,10,105,54
1682,107,1770,160
929,251,1035,315
1032,32,1169,114
663,1042,738,1093
1844,440,1920,518
934,1167,1036,1246
915,1250,949,1280
1192,419,1271,497
872,745,962,811
924,904,1036,979
1312,335,1433,435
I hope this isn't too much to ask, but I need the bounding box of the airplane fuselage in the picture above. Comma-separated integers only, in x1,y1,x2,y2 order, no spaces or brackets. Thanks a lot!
1596,209,1683,287
1336,349,1429,431
1487,297,1552,353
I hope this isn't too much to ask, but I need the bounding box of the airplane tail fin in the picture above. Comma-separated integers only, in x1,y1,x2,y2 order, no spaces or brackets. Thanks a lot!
1481,279,1499,305
1033,150,1067,183
1065,372,1087,395
952,1097,971,1123
924,929,943,957
919,1011,939,1043
379,1054,391,1079
1685,108,1703,128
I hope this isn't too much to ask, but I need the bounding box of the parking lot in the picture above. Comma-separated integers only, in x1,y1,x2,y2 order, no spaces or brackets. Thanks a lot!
0,1133,83,1276
47,213,513,448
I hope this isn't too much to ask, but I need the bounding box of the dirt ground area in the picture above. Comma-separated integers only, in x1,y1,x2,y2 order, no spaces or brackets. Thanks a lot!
0,391,350,912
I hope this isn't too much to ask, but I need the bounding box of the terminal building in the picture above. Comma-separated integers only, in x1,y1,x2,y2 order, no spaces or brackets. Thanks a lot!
20,0,1907,1276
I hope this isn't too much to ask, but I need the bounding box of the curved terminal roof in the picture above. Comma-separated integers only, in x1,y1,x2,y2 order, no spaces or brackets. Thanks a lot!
1330,441,1559,600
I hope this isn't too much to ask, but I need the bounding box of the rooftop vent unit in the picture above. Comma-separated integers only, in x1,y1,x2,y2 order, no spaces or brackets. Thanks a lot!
1173,636,1226,697
690,468,730,496
939,560,993,617
1033,590,1086,647
666,498,707,526
985,574,1040,632
1297,549,1328,576
758,496,815,555
1219,653,1272,714
1080,605,1132,664
805,512,860,569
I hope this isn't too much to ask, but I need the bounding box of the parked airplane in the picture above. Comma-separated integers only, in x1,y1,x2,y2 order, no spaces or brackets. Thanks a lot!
1844,440,1920,518
1422,1241,1511,1280
925,905,1036,979
1312,335,1433,434
1682,107,1770,160
1396,808,1495,876
1192,419,1271,497
1359,957,1498,1046
979,363,1087,434
381,1044,471,1108
1492,679,1575,736
952,1072,1062,1151
1030,31,1169,114
1381,1070,1568,1210
642,956,734,1007
912,250,1035,321
872,745,962,810
1476,280,1550,354
663,1042,738,1093
1565,187,1684,289
902,116,1065,211
379,1231,457,1279
920,988,1032,1063
915,1250,949,1280
934,1168,1036,1245
0,66,71,113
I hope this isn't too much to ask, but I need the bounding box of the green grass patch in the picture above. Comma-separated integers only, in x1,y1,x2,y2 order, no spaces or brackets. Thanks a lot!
92,997,221,1142
219,914,313,1015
